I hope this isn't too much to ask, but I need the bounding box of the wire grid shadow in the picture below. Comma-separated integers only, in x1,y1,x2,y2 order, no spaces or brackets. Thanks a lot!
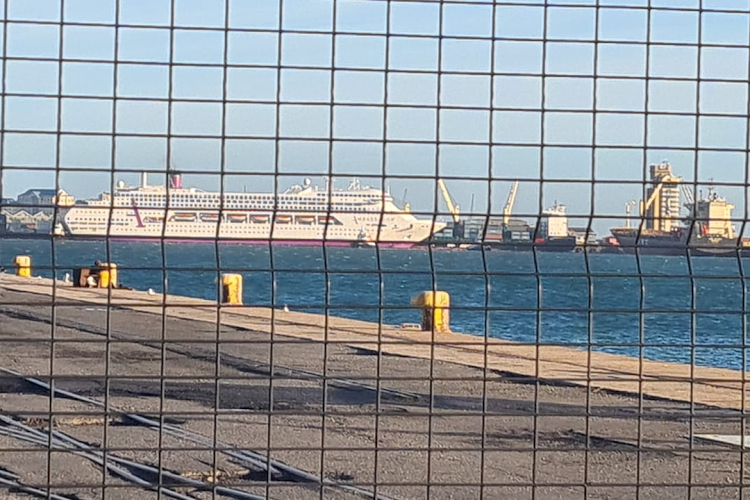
1,0,750,499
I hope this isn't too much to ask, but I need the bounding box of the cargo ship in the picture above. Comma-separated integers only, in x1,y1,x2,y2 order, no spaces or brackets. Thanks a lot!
489,236,578,252
60,172,446,247
609,162,746,257
485,201,577,252
609,227,742,257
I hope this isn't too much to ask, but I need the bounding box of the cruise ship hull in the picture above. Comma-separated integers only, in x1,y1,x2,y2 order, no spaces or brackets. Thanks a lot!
61,208,442,248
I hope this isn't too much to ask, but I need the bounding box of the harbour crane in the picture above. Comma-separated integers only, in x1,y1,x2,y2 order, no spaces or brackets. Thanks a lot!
681,184,694,206
437,179,464,239
681,184,696,223
638,181,665,232
503,181,519,226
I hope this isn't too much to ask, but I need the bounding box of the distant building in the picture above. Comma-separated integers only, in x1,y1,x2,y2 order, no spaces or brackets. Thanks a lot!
1,188,74,234
17,189,57,215
16,188,74,215
4,209,53,233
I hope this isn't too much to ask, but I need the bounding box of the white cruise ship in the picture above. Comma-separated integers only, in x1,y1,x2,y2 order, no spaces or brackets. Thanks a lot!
61,172,445,247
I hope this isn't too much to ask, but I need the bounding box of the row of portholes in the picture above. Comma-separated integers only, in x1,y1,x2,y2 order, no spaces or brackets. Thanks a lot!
168,213,342,226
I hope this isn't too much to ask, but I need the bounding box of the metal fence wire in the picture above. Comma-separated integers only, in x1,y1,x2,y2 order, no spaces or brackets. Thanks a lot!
2,0,750,499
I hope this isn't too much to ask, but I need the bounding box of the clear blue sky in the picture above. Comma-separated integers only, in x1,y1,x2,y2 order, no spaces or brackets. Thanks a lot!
2,0,749,236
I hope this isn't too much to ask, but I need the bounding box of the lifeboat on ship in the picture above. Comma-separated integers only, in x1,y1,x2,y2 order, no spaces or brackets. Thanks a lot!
200,213,220,223
174,212,197,222
275,215,293,224
297,215,315,225
250,214,270,224
318,215,336,225
227,214,246,223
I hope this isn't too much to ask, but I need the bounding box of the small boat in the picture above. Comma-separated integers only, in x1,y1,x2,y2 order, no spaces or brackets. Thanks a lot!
353,228,376,248
297,215,315,225
318,215,336,225
275,215,292,224
228,214,246,223
250,214,270,223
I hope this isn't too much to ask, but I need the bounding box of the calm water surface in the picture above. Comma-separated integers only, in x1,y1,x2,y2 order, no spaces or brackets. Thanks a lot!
2,238,749,371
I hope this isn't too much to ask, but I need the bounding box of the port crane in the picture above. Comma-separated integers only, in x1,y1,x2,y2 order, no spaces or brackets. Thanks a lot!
681,184,694,206
681,184,696,229
637,180,667,232
503,181,519,226
437,179,464,239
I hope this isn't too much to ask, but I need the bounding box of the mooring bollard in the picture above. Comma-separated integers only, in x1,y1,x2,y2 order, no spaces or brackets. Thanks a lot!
13,255,31,278
221,274,243,305
411,290,451,333
97,263,118,288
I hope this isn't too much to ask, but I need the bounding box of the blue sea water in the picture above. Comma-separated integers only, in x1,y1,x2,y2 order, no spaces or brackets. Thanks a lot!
2,238,750,371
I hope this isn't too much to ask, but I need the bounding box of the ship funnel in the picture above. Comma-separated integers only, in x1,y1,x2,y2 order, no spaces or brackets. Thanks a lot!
170,172,183,189
141,172,148,188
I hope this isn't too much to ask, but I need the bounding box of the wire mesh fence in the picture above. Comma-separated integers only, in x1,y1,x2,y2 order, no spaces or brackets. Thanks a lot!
1,0,750,499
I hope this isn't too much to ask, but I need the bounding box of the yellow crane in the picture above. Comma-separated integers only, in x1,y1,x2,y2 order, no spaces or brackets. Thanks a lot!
638,181,665,231
437,179,460,224
503,181,519,226
437,179,463,239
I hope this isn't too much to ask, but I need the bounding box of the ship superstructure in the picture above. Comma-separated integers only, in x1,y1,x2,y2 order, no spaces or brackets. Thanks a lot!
62,172,445,246
688,186,735,240
539,202,569,238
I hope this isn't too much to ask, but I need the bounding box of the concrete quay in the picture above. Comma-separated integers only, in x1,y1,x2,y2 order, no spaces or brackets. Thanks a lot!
0,273,749,500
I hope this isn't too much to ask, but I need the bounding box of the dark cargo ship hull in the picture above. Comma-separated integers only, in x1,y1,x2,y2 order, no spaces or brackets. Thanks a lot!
611,232,741,257
488,236,577,253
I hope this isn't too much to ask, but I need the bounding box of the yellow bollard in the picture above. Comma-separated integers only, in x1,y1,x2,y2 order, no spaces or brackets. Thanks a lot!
411,291,451,333
97,263,118,288
13,255,31,278
221,274,243,305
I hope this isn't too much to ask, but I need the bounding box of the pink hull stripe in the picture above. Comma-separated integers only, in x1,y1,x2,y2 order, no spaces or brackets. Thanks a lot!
63,236,418,249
